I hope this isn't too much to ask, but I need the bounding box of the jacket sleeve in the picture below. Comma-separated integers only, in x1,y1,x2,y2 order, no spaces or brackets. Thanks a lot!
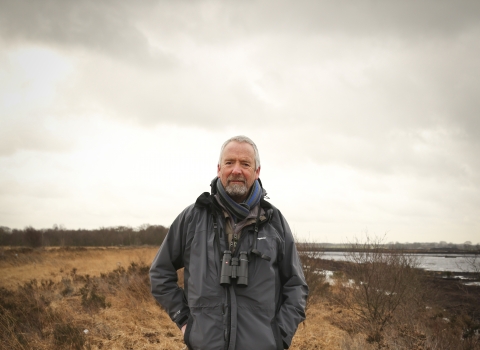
149,206,192,329
275,211,308,349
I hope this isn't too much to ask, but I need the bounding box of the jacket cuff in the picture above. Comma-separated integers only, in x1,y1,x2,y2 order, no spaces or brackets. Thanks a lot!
175,313,189,329
172,307,190,330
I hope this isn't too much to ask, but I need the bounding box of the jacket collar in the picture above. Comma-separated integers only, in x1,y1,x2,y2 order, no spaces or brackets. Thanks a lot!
195,178,272,218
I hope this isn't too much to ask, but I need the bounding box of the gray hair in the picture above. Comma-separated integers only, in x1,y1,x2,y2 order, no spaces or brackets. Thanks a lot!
218,135,261,170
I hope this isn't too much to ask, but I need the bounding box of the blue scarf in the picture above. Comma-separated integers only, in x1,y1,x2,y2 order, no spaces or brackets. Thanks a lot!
216,178,262,221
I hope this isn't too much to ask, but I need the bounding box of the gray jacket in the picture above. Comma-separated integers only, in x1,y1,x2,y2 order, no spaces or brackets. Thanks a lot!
150,185,308,350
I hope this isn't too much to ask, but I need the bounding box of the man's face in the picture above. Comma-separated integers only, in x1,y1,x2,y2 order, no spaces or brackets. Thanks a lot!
217,141,260,203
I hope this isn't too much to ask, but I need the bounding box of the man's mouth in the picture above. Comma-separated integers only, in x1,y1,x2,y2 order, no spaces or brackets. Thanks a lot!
228,178,246,185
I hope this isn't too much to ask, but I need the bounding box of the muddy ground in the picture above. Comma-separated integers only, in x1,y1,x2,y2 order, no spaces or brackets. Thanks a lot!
319,258,480,322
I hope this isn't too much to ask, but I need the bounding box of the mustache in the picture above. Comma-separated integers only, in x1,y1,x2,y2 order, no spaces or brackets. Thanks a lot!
227,175,246,183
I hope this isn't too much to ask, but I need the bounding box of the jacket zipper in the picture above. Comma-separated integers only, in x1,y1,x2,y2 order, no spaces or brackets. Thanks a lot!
219,210,271,350
219,213,231,350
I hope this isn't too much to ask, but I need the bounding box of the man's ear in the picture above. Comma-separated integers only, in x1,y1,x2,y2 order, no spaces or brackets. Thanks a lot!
217,164,221,177
255,166,261,179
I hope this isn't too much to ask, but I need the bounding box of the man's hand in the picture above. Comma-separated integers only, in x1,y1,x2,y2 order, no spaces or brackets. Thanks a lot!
181,324,186,335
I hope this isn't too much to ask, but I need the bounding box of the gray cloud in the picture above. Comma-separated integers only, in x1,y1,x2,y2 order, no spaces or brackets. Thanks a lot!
3,0,479,163
0,0,173,67
3,1,479,60
130,1,480,45
1,0,479,241
248,1,480,37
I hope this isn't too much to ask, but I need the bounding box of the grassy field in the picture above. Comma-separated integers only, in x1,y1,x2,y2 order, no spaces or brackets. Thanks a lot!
0,247,158,289
0,246,478,349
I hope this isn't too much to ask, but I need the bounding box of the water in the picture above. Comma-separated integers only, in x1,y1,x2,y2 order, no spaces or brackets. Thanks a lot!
320,252,478,273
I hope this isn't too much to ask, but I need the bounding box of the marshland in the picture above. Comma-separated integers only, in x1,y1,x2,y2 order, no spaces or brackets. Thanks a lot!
1,228,479,349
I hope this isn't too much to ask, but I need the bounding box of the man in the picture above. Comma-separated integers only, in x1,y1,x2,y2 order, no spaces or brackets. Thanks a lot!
150,136,308,350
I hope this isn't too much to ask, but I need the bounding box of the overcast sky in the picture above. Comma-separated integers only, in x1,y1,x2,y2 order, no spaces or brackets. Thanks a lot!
1,0,479,244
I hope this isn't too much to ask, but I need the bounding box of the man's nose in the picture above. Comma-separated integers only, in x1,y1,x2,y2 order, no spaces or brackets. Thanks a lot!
232,163,242,174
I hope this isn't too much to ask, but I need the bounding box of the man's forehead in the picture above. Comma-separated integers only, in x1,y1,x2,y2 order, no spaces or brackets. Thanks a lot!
222,141,255,157
223,154,254,160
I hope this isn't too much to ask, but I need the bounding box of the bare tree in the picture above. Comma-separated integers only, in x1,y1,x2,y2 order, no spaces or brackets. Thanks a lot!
24,226,42,248
464,252,480,274
456,244,480,275
333,234,421,346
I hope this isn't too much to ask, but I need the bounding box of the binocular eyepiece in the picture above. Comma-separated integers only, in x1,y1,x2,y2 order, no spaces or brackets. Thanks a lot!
220,250,248,287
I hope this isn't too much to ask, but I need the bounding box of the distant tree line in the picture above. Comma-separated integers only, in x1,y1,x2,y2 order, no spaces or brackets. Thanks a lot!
0,224,169,247
297,240,480,252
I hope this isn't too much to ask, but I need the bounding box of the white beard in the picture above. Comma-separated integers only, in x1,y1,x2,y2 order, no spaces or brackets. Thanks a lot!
225,183,248,198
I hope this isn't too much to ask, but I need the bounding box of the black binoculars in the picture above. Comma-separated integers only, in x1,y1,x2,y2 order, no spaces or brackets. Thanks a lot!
220,250,248,287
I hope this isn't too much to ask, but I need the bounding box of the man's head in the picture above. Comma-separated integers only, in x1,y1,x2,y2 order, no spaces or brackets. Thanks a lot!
217,136,261,203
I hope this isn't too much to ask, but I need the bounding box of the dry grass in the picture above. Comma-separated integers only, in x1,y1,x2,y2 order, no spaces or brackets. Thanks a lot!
0,247,158,289
0,246,347,349
291,303,350,349
0,247,186,350
1,247,478,349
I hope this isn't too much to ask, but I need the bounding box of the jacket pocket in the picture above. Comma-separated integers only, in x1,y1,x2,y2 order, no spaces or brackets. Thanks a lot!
183,314,193,350
256,226,282,265
271,318,284,350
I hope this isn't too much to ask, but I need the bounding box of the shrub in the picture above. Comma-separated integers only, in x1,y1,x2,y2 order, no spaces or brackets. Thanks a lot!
295,236,330,311
53,322,85,349
60,277,74,296
333,234,422,346
0,280,57,349
80,281,110,311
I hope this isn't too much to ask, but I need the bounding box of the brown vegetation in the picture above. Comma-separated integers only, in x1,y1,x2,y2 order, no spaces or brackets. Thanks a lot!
332,236,424,346
1,246,479,349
